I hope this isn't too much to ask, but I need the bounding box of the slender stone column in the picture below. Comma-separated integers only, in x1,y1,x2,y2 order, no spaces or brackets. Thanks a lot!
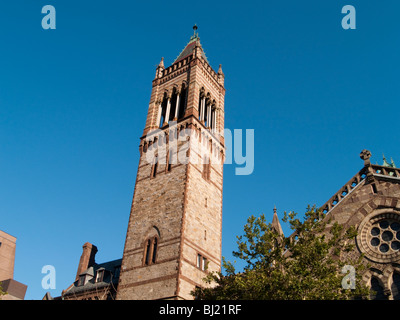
206,103,211,128
164,97,171,125
156,101,162,128
174,92,180,120
200,97,205,122
212,108,217,131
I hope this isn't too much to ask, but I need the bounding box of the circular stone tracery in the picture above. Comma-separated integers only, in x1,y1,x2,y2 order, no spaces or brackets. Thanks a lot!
357,212,400,263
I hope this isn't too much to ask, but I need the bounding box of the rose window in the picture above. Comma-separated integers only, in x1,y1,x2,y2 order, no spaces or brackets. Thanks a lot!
357,212,400,263
369,220,400,254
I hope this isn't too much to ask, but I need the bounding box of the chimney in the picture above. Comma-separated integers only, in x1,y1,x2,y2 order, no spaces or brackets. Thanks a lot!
75,242,98,281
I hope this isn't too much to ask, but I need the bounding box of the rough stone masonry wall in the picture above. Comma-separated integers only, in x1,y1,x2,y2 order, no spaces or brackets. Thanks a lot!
177,127,224,299
117,137,188,300
0,231,16,281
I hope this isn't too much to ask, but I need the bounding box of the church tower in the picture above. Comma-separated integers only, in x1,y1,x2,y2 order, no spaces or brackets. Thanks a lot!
116,26,226,300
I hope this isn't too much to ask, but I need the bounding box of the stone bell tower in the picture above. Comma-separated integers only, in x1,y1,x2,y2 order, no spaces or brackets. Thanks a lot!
116,26,226,300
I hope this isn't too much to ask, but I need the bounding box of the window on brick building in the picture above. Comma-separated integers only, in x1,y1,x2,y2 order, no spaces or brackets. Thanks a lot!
144,239,152,265
202,156,210,181
197,254,201,268
152,237,158,264
151,155,158,178
78,275,86,286
144,236,159,266
166,151,172,172
96,269,104,283
392,273,400,300
196,253,207,271
202,257,207,271
370,277,386,300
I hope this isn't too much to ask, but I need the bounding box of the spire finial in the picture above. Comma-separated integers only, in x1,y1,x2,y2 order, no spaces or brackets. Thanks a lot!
383,153,390,167
218,64,223,74
192,24,199,39
391,157,396,168
158,57,164,68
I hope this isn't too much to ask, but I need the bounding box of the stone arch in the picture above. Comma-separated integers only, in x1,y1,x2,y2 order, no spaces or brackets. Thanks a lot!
391,271,400,300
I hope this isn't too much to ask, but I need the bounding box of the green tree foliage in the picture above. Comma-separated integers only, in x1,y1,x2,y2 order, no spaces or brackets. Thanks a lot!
193,205,370,300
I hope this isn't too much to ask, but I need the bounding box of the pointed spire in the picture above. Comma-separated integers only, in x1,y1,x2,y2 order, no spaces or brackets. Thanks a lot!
272,206,284,236
217,64,225,86
383,153,390,167
158,57,164,68
155,57,165,79
218,64,224,75
391,157,396,168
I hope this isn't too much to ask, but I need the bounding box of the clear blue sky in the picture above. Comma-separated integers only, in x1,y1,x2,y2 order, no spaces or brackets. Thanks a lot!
1,0,400,300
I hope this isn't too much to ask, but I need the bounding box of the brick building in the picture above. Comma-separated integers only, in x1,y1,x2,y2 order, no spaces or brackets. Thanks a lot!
62,243,122,300
45,242,122,300
0,230,27,300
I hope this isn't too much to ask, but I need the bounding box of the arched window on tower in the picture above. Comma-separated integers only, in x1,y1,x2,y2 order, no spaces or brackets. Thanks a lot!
144,236,159,266
370,276,386,300
158,94,168,127
391,272,400,300
169,87,178,122
204,94,211,128
144,239,152,265
151,154,158,178
166,150,173,172
143,227,160,266
202,156,210,181
210,102,217,131
152,237,158,264
178,84,187,120
204,101,209,127
198,89,205,122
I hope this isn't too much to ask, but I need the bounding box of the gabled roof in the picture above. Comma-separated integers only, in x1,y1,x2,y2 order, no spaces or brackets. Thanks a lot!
320,151,399,216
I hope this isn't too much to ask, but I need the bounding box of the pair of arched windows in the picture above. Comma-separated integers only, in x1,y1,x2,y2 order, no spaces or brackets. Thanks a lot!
143,227,160,266
370,273,400,300
198,90,217,130
144,236,158,266
150,151,173,179
158,86,187,128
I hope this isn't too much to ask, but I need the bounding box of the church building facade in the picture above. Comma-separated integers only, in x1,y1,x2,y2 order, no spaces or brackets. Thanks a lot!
272,150,400,300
